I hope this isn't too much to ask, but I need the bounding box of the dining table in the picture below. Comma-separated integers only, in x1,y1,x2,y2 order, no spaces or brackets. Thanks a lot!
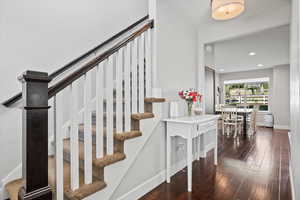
215,107,253,136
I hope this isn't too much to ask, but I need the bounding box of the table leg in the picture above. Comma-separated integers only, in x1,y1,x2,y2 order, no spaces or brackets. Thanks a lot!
166,134,171,183
214,126,218,165
187,137,193,192
243,113,247,136
197,136,200,160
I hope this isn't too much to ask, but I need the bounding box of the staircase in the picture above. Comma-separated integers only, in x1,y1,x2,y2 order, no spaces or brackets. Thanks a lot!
3,16,165,200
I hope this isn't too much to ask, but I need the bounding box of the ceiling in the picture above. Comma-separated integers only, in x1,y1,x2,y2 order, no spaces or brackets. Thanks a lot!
212,25,290,73
165,0,291,73
167,0,291,27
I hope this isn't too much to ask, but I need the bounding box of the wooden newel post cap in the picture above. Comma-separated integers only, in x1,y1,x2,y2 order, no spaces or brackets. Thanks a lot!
18,71,51,83
19,71,51,109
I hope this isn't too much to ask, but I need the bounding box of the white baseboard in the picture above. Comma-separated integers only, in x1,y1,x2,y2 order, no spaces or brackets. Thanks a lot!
116,153,205,200
289,165,295,200
274,124,290,130
116,171,165,200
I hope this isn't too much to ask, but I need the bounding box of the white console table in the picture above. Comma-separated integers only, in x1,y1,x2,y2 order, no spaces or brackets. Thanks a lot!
162,115,220,192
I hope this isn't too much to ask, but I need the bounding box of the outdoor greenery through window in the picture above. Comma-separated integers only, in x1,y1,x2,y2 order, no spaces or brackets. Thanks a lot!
224,78,269,111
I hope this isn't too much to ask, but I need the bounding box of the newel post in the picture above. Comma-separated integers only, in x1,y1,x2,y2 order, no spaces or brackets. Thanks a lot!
18,71,52,200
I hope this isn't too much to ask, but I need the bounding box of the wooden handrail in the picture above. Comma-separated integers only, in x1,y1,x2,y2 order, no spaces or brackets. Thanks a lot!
48,20,154,98
2,15,150,107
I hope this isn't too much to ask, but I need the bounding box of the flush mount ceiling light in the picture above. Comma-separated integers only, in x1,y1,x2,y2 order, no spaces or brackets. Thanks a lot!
249,52,256,56
211,0,245,20
257,64,264,67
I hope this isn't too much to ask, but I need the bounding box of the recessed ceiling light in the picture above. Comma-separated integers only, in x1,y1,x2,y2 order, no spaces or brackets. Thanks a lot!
257,64,264,67
219,69,225,72
249,52,256,56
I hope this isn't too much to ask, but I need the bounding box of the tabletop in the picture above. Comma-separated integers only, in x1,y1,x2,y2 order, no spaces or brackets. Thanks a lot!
162,114,220,124
215,108,253,113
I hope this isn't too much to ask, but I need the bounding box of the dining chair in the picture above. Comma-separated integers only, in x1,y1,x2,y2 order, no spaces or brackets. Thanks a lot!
237,103,249,121
221,106,243,138
247,108,258,137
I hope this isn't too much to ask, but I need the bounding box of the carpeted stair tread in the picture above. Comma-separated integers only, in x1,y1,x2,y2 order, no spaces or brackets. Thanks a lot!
5,179,23,200
131,112,154,120
93,152,126,168
66,181,106,200
91,111,155,121
63,140,126,168
78,125,142,141
114,131,142,140
48,156,106,200
144,97,166,103
5,97,164,200
5,157,106,200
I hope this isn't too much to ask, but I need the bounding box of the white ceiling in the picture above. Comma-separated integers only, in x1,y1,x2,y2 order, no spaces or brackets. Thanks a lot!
165,0,291,73
168,0,291,27
212,25,290,73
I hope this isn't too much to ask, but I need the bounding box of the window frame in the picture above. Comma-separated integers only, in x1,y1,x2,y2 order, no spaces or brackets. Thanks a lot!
223,77,270,111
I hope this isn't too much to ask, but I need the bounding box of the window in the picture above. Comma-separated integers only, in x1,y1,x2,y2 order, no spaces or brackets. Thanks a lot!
224,78,269,111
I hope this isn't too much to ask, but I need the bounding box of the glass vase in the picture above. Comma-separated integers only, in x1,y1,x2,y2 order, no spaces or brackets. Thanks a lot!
187,101,193,116
193,101,203,115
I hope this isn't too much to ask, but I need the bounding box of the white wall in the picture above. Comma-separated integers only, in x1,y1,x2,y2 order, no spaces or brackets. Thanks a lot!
156,0,197,90
205,69,214,114
111,3,209,198
155,0,209,177
0,0,148,103
289,0,300,199
0,106,21,189
0,0,148,185
273,65,290,129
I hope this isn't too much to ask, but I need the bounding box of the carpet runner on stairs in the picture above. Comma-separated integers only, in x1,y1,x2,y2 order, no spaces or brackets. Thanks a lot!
5,97,165,200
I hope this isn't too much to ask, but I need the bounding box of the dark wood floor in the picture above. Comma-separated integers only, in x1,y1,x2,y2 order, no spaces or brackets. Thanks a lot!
141,127,292,200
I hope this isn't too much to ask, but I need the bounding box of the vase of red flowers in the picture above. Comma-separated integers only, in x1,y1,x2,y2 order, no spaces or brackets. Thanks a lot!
178,89,202,116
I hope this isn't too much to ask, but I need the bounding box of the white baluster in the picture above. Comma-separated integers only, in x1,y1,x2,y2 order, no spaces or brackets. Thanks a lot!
53,95,64,200
132,38,138,114
138,34,145,113
145,29,152,97
116,49,124,133
70,83,79,190
96,63,104,158
106,57,114,155
124,43,132,132
84,72,92,184
48,99,54,156
150,24,157,90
